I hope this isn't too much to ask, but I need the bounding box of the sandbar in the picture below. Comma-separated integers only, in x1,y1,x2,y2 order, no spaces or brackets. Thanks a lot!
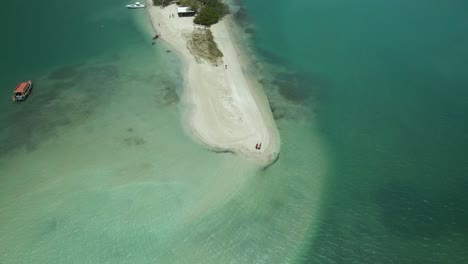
146,2,280,166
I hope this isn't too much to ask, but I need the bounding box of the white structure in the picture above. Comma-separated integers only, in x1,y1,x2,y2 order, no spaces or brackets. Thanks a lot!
177,6,196,17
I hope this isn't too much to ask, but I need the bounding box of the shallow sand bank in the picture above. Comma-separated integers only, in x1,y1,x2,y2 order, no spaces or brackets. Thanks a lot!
146,3,280,166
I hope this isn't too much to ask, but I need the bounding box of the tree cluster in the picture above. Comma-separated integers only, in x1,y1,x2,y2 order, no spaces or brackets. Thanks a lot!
193,0,228,26
153,0,171,7
155,0,228,26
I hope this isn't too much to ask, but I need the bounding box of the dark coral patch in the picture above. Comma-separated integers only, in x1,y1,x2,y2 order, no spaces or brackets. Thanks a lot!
123,136,146,146
48,65,81,80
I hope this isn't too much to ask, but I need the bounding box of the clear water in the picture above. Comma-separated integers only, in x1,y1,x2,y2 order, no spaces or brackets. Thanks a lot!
0,0,326,263
2,0,467,263
236,0,468,262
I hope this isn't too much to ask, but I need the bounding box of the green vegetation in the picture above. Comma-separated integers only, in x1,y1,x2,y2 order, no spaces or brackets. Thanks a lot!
178,0,199,11
152,0,172,7
179,0,228,26
195,0,228,26
153,0,228,26
186,29,223,65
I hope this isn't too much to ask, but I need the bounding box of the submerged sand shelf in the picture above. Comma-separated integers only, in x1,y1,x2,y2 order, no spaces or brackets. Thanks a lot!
147,2,280,166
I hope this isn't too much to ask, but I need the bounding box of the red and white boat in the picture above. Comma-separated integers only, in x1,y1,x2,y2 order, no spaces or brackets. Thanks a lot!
12,80,32,102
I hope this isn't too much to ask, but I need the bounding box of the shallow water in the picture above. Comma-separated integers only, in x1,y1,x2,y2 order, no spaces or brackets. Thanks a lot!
0,49,327,262
0,0,327,263
4,0,466,263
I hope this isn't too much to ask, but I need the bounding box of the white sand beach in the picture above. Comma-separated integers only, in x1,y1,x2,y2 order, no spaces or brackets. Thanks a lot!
147,3,280,166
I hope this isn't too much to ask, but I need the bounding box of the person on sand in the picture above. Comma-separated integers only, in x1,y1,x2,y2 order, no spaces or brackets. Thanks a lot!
225,65,227,69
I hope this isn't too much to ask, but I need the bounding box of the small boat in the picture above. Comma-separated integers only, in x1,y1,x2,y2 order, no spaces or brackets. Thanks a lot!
12,80,32,102
126,2,146,9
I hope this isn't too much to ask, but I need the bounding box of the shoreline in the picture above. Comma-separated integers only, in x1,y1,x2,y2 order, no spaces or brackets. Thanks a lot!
146,2,280,166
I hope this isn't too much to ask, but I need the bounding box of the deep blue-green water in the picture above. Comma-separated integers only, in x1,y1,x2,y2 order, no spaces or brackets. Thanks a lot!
1,0,467,263
237,0,468,262
0,0,146,85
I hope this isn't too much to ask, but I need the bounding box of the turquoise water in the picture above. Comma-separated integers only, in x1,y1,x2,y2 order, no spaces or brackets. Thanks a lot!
0,0,146,86
0,0,326,263
1,0,467,263
237,0,468,262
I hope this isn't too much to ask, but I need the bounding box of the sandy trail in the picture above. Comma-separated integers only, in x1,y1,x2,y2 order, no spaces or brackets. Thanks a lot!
147,3,280,166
